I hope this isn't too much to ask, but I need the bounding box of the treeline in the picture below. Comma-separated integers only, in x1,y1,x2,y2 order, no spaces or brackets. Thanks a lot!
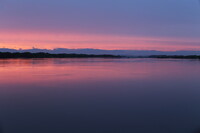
0,52,122,58
1,52,200,59
149,55,200,59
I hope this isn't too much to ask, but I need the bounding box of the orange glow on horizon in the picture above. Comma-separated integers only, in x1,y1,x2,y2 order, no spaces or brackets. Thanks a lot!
0,31,200,51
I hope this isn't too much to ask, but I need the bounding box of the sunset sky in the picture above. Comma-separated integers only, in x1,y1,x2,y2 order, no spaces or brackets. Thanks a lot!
0,0,200,50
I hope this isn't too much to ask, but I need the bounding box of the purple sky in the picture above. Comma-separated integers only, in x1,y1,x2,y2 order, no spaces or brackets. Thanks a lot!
0,0,200,50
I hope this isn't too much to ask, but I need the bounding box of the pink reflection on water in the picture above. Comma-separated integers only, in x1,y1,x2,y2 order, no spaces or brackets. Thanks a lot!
0,58,199,88
1,58,200,133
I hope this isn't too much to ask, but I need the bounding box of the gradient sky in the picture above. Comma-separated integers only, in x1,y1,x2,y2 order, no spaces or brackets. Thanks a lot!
0,0,200,50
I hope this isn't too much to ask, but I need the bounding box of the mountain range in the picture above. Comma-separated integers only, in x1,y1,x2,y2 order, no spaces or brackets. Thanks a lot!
1,48,200,56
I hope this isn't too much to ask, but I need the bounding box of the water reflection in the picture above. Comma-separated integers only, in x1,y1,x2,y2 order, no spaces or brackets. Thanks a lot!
0,58,200,133
0,125,2,133
194,129,200,133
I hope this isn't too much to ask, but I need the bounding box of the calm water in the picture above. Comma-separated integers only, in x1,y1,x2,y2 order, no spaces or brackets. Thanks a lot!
0,58,200,133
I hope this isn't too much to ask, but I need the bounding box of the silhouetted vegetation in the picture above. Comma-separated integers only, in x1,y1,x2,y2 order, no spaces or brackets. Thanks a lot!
1,52,200,60
149,55,200,59
0,52,122,58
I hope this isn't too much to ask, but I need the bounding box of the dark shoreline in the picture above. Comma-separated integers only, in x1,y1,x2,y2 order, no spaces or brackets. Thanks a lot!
148,55,200,59
0,52,200,59
0,52,122,59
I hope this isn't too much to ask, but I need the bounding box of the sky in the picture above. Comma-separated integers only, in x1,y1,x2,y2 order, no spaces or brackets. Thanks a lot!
0,0,200,50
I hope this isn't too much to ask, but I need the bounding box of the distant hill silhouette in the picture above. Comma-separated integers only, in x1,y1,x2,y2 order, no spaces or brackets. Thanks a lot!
1,48,200,56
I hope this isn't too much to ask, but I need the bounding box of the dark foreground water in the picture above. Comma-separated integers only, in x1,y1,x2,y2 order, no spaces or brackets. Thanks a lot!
0,58,200,133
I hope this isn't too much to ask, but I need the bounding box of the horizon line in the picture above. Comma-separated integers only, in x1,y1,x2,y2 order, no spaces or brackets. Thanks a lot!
1,47,200,52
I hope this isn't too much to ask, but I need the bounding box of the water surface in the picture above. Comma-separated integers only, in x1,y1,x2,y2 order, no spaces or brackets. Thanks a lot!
0,58,200,133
